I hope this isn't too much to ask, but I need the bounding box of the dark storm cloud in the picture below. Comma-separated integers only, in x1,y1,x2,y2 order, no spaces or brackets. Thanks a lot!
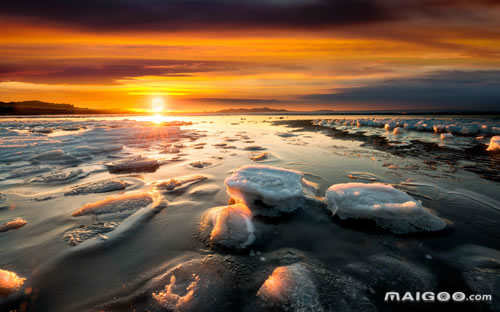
302,70,500,111
0,59,239,84
2,0,498,31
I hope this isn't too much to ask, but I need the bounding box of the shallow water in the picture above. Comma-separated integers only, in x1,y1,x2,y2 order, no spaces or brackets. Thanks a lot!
0,114,499,312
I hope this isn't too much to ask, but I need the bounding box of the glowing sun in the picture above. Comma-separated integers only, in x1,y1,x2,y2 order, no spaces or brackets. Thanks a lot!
151,97,165,113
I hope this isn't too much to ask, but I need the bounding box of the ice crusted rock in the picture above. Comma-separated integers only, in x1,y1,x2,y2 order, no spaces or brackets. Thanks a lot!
5,166,50,179
64,179,131,196
243,145,266,151
72,191,155,217
446,245,500,312
29,168,88,185
257,263,323,312
30,149,78,164
200,204,255,250
105,156,160,173
225,165,308,217
0,218,27,232
0,269,25,297
250,152,269,162
155,175,208,194
67,191,163,246
487,136,500,152
150,255,235,311
326,183,446,234
189,161,213,169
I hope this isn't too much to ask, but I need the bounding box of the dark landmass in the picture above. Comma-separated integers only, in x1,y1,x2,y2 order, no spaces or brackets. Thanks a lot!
1,101,499,116
0,101,123,115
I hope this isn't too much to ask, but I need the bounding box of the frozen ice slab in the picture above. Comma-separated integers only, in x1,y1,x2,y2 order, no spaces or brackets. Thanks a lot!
487,136,500,152
0,218,27,233
30,149,79,164
105,156,160,173
225,165,308,217
149,255,235,311
72,191,154,216
29,168,88,185
0,269,25,297
64,178,133,196
66,191,164,246
326,183,446,234
199,203,255,250
257,263,323,312
154,175,208,194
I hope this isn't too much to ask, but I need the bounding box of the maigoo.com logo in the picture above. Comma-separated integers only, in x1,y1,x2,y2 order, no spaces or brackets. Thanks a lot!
384,291,492,303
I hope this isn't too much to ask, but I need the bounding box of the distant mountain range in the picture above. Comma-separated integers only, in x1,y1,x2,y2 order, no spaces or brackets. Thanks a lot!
213,107,289,114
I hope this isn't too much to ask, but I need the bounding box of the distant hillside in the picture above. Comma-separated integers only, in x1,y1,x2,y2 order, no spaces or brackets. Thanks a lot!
214,107,289,114
0,101,116,115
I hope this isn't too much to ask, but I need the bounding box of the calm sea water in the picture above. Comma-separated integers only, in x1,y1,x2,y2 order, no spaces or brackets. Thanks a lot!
1,114,499,311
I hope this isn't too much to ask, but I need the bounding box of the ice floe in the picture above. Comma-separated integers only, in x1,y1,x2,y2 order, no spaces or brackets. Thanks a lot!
72,191,155,217
326,183,446,233
30,149,79,164
314,117,500,136
29,168,88,185
64,178,134,196
347,172,378,182
243,145,266,151
0,269,25,297
257,263,323,312
487,136,500,152
105,156,160,173
0,218,27,232
66,191,164,246
225,165,312,217
189,161,213,169
200,203,255,250
250,152,270,162
149,255,235,311
154,175,208,194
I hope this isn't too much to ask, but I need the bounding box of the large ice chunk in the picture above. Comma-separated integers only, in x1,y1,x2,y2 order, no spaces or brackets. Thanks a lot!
72,192,154,217
64,178,131,196
326,183,446,234
150,255,235,311
257,263,323,312
224,165,307,217
29,168,88,185
0,269,25,297
105,156,160,173
0,218,27,233
199,204,255,250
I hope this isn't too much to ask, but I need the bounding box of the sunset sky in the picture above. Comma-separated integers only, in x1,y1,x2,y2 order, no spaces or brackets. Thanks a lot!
1,0,500,112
